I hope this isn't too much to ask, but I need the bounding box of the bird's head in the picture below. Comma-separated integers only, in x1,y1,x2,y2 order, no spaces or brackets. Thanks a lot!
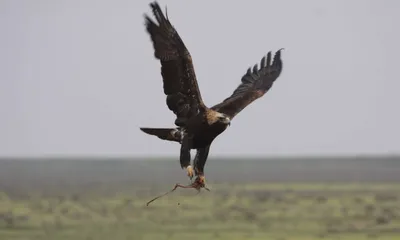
216,112,231,126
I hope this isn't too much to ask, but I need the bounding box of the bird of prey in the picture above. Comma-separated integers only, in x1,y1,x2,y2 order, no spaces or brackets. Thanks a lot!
140,1,284,189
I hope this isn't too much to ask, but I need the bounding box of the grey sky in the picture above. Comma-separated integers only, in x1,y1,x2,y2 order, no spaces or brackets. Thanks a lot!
1,0,399,157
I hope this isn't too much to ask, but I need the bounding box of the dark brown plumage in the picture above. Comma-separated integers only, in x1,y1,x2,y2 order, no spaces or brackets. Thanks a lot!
140,1,284,187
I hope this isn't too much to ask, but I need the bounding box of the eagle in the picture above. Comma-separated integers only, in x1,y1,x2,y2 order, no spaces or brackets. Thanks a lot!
140,1,284,189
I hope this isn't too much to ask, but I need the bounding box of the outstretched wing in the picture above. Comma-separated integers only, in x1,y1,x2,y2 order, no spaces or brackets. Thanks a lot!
211,49,283,119
144,2,206,127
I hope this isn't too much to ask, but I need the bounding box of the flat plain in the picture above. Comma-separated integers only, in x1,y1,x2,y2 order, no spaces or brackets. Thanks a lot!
0,156,400,240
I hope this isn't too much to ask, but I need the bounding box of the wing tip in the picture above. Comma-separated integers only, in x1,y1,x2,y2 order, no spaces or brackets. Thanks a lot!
149,1,160,9
275,48,284,58
149,1,168,22
273,48,284,69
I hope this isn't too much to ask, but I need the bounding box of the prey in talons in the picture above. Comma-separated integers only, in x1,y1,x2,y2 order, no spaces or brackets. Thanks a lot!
191,174,209,191
145,175,209,207
185,165,209,191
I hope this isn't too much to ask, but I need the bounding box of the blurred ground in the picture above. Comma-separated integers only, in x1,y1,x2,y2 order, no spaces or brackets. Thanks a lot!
0,156,399,240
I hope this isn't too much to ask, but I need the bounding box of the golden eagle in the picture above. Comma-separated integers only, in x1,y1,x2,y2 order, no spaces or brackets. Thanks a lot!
140,1,284,189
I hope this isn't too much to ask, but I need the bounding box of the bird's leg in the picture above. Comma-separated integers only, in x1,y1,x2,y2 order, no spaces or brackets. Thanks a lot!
192,145,210,186
180,133,194,181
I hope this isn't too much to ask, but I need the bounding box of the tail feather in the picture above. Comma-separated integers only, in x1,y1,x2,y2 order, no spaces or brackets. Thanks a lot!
140,127,181,142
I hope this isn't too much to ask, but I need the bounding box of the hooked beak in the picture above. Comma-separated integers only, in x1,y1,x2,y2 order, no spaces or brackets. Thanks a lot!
225,117,231,126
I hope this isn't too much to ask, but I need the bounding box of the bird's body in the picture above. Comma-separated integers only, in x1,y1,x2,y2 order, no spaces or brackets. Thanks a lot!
141,108,230,180
141,1,284,187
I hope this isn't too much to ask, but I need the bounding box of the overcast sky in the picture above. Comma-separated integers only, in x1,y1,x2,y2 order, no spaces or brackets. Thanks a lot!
1,0,399,158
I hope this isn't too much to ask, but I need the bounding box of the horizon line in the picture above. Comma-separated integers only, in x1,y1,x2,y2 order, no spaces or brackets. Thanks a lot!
0,154,399,161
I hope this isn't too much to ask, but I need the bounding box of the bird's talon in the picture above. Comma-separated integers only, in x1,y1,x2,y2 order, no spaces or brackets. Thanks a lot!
191,175,207,190
186,166,194,180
